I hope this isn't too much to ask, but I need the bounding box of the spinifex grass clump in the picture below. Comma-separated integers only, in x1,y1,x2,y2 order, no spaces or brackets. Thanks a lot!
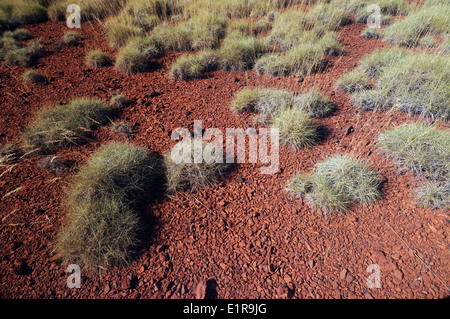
336,70,369,93
378,123,449,209
106,22,145,49
306,4,350,31
273,108,320,150
169,50,218,80
57,141,159,270
22,69,47,84
293,88,335,118
114,43,150,74
288,154,381,212
218,35,269,71
254,42,326,77
63,31,83,46
85,50,111,68
350,49,449,121
378,123,449,181
22,98,113,153
382,4,449,47
164,140,229,192
3,28,32,41
11,2,48,25
358,47,410,78
231,87,293,122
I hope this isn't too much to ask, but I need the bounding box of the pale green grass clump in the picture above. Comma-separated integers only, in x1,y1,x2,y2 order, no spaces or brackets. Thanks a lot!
307,4,350,31
218,35,269,71
22,98,113,152
288,154,381,212
268,10,309,51
293,88,335,118
63,31,83,46
336,70,369,93
22,69,46,84
272,107,320,150
231,87,294,122
254,42,326,77
358,47,410,78
11,2,48,25
169,50,218,80
373,54,449,120
383,4,449,46
85,49,111,68
106,22,145,49
57,141,159,270
164,139,229,192
114,43,150,74
378,123,449,209
378,123,449,180
415,181,449,210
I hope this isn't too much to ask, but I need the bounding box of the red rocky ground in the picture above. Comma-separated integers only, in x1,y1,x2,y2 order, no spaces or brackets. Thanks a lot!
0,16,448,299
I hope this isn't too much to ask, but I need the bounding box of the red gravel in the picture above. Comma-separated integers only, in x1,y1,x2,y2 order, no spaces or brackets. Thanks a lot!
0,16,449,299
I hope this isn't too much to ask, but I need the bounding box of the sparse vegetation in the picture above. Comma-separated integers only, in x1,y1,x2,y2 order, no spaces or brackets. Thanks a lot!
378,123,449,210
110,121,134,137
272,108,320,150
114,43,149,74
109,93,128,108
85,49,111,68
4,47,30,67
293,88,335,118
336,70,369,93
11,2,48,25
382,4,449,46
22,98,113,152
26,38,45,58
169,50,218,80
63,31,83,46
288,154,381,212
4,28,31,41
22,69,47,84
57,141,159,270
164,139,229,192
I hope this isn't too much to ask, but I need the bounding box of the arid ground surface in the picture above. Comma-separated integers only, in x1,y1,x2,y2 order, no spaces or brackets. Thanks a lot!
0,15,449,298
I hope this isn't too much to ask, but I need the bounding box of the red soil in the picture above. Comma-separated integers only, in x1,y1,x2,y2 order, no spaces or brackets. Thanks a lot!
0,17,448,299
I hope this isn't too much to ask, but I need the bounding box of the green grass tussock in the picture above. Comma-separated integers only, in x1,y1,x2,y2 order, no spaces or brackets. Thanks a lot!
336,70,369,93
22,69,46,84
22,97,113,152
378,123,449,210
169,50,218,80
62,31,83,46
85,49,111,68
272,107,320,150
164,139,229,192
57,141,159,270
288,154,381,212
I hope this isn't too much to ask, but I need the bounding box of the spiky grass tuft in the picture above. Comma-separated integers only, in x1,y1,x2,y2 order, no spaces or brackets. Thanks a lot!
164,139,229,192
22,98,113,153
57,141,159,270
288,154,381,212
272,108,320,150
85,50,111,68
336,70,369,93
169,50,218,80
293,88,335,118
22,69,47,84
